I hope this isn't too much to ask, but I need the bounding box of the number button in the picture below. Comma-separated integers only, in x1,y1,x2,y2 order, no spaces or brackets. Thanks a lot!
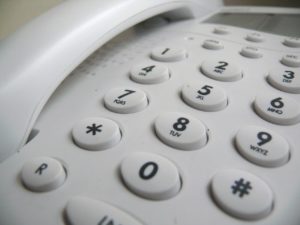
240,46,263,59
104,87,148,113
151,46,187,62
130,63,170,84
254,94,300,125
72,117,121,151
245,32,265,43
267,69,300,93
181,83,228,111
120,152,181,200
154,112,207,150
281,54,300,67
202,39,224,50
211,170,273,220
21,157,66,192
201,59,242,82
283,37,300,48
235,126,290,167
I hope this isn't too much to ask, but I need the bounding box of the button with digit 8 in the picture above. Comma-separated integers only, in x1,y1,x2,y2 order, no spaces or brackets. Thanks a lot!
154,112,207,150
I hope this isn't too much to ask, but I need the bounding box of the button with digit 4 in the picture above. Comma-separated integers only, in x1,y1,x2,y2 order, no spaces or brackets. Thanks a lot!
235,126,290,167
151,46,187,62
254,94,300,125
120,152,181,200
154,112,207,150
201,59,242,82
130,63,170,84
267,69,300,94
181,83,228,111
211,170,273,220
104,87,148,113
72,117,121,151
21,157,66,192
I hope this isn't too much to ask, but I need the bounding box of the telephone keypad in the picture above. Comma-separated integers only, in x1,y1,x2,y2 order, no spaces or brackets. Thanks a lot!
21,157,66,192
72,117,121,151
154,112,207,150
235,126,290,167
104,87,148,113
181,82,228,111
120,152,181,200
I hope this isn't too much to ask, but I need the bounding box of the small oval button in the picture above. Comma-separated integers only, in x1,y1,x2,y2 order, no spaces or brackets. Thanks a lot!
65,197,142,225
21,157,66,192
120,152,181,200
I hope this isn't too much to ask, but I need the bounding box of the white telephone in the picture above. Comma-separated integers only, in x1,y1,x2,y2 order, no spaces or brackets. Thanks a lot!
0,0,300,224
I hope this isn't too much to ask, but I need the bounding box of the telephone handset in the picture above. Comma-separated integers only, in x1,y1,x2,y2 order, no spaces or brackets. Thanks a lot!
1,0,300,225
0,0,202,162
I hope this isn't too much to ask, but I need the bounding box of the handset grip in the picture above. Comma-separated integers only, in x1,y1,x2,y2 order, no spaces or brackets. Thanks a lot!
0,0,200,162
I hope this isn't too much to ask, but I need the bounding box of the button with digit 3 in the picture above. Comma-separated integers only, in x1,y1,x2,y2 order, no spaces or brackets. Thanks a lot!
120,152,181,200
104,87,148,113
201,59,242,82
181,83,228,111
267,69,300,94
235,126,290,167
154,112,207,150
254,94,300,125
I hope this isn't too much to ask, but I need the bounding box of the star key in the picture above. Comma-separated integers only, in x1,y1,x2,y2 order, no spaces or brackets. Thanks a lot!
86,123,102,135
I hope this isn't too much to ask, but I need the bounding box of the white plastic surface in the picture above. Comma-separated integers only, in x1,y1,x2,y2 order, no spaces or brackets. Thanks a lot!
0,5,300,225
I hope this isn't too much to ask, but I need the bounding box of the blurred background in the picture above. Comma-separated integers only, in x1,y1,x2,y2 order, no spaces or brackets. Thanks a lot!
0,0,300,40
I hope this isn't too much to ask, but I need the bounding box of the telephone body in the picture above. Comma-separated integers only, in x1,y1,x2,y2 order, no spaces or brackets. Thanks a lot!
0,0,300,225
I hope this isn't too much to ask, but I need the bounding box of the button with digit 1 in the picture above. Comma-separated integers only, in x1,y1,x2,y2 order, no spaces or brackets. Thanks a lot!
154,112,207,150
254,94,300,125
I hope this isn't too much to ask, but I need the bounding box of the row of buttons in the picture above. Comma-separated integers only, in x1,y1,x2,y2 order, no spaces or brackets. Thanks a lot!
213,26,300,48
21,154,274,221
102,85,300,125
131,61,300,94
151,43,300,67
